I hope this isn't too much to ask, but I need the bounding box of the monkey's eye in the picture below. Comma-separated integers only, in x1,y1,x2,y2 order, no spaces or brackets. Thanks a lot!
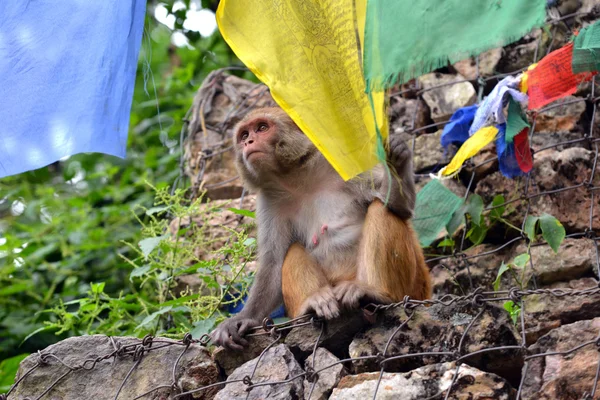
240,131,249,141
257,123,268,132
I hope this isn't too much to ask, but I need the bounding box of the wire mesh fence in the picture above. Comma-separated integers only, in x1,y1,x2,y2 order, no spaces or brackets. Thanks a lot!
4,5,600,400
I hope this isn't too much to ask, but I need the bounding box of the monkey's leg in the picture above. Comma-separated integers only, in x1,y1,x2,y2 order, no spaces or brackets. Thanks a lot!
282,243,340,319
335,199,431,309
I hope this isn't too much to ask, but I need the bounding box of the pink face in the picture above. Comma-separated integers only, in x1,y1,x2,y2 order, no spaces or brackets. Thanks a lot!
236,117,276,164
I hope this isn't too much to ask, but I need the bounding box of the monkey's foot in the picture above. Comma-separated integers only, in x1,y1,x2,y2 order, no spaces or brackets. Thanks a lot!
297,286,340,320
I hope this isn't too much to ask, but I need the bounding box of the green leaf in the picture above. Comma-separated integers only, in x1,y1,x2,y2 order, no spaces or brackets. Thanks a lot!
490,195,506,220
242,238,256,247
0,353,29,392
91,282,105,294
138,235,168,258
0,282,33,297
539,214,566,253
446,210,465,236
228,208,256,218
437,238,455,248
129,265,151,282
190,316,217,338
493,262,510,291
465,194,484,226
512,253,530,270
503,300,521,325
523,215,539,242
146,205,170,216
467,224,487,246
137,306,173,330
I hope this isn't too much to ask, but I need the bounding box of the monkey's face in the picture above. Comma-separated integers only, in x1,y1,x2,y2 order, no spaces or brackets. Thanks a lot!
234,108,317,185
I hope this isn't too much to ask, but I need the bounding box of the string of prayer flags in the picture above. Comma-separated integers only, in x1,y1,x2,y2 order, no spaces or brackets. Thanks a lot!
469,75,528,135
514,129,533,173
505,98,530,144
528,42,596,110
363,0,547,90
572,20,600,73
217,0,387,181
496,124,525,178
441,105,478,148
439,126,499,177
413,179,464,247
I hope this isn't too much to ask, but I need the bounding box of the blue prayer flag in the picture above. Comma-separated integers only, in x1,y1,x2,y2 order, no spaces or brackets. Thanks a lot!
0,1,146,178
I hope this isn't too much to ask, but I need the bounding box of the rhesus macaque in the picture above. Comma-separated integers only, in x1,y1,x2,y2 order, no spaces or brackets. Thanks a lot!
211,107,431,350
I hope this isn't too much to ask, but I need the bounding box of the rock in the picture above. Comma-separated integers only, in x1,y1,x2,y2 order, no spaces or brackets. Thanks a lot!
430,244,510,296
418,73,477,123
453,48,503,79
285,313,367,360
330,362,515,399
388,96,430,138
349,302,522,383
10,335,219,400
185,70,276,199
522,277,600,344
412,130,452,172
213,334,276,376
303,348,347,400
214,344,304,400
475,147,600,233
521,317,600,400
534,96,586,134
515,239,597,286
497,29,545,73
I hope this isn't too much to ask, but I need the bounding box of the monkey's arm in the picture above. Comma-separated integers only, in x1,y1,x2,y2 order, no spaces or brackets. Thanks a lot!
376,135,416,220
210,196,291,350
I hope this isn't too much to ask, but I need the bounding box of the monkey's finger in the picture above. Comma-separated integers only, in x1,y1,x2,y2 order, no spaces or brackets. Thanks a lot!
223,337,245,351
229,327,249,348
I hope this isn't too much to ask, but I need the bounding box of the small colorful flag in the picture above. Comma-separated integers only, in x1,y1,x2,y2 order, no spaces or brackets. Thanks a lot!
216,0,387,181
514,130,533,173
441,105,478,148
505,98,530,144
413,179,464,246
363,0,547,90
572,21,600,74
439,126,499,177
496,124,524,178
469,75,528,135
528,42,596,110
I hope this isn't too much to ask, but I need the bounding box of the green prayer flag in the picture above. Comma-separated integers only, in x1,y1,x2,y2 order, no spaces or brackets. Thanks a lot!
364,0,547,90
413,180,464,247
572,21,600,73
506,98,530,144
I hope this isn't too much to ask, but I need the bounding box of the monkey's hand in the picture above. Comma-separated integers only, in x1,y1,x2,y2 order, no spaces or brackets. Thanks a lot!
297,286,340,320
210,315,259,351
379,135,416,220
333,281,392,310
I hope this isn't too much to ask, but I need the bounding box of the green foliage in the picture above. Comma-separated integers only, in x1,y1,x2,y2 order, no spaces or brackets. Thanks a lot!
524,214,566,253
493,253,530,291
0,354,27,392
503,300,521,326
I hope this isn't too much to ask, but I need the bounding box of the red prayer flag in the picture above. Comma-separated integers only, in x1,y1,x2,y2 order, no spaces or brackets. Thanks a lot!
514,129,533,173
528,43,596,110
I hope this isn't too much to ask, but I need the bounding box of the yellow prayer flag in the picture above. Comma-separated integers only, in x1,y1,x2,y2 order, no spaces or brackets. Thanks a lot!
439,126,499,177
216,0,387,180
520,63,538,93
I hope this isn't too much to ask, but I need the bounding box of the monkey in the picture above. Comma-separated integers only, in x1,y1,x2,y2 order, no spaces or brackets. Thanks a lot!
210,107,431,350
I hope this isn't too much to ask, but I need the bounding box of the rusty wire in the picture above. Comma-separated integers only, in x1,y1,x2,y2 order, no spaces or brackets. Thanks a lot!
4,6,600,400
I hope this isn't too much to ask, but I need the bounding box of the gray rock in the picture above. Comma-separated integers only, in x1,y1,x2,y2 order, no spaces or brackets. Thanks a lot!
213,333,276,376
388,96,430,138
418,73,477,122
348,302,522,383
214,344,304,400
522,277,600,344
413,130,452,172
453,48,503,79
521,317,600,400
534,96,586,134
303,348,347,400
9,335,219,400
330,362,515,399
285,313,367,360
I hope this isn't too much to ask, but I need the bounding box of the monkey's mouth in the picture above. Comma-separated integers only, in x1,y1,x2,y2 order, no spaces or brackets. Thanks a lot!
246,151,264,160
